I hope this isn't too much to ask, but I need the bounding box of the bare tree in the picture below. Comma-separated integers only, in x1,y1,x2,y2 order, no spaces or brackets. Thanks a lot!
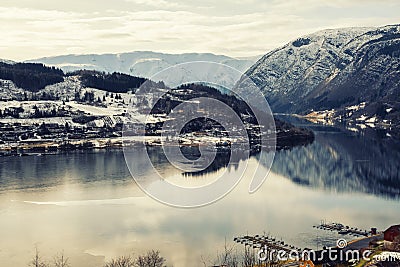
53,251,69,267
200,255,211,267
242,246,256,267
135,250,166,267
215,241,239,267
30,247,48,267
104,255,135,267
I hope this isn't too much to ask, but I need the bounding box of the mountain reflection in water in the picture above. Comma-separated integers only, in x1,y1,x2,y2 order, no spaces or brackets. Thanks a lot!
269,116,400,199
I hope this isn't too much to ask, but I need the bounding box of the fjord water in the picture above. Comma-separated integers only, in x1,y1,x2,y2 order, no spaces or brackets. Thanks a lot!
0,121,399,267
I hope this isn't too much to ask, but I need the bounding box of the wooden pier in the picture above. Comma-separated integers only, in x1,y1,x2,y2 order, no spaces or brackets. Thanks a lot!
234,235,303,253
313,221,370,237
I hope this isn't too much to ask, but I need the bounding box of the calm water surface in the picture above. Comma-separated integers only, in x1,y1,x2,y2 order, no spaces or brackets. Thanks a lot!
0,120,399,267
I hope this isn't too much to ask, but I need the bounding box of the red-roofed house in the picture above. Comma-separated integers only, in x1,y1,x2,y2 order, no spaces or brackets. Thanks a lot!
384,225,400,250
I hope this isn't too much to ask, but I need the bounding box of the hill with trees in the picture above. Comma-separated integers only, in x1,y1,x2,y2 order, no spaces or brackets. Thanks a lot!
0,62,64,92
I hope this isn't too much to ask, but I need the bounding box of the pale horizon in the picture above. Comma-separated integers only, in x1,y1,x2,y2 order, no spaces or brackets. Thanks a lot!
1,0,400,61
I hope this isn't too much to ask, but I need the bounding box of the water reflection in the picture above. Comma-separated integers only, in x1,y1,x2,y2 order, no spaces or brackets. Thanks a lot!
140,122,400,199
0,150,131,193
1,123,399,200
269,117,400,199
0,122,399,267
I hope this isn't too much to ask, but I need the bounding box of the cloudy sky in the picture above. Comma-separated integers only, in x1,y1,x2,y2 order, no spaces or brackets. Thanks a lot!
1,0,399,61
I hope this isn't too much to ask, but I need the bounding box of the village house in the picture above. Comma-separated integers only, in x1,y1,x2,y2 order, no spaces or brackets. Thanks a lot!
384,225,400,250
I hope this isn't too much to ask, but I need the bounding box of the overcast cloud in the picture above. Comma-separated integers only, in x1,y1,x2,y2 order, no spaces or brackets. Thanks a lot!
1,0,399,61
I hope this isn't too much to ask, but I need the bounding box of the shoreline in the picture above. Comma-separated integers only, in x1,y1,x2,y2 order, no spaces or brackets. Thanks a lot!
0,131,315,156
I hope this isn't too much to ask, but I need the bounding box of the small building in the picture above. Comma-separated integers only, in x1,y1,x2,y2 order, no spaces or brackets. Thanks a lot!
384,225,400,250
385,225,400,242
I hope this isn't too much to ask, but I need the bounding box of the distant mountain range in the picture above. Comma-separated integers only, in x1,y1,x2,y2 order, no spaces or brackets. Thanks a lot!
27,51,259,84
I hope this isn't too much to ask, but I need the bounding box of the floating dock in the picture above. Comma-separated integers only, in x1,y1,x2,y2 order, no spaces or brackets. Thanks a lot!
313,221,370,237
234,235,303,253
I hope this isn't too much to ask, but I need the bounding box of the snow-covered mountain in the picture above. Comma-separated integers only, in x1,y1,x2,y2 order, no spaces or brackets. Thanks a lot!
0,59,15,65
27,51,259,83
245,24,400,117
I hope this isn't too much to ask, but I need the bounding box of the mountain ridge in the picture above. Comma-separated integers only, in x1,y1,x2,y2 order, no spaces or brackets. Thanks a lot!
244,24,400,132
246,24,400,111
27,51,259,84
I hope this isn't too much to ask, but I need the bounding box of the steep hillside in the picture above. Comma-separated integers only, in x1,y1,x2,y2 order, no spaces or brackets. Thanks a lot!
245,25,400,116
